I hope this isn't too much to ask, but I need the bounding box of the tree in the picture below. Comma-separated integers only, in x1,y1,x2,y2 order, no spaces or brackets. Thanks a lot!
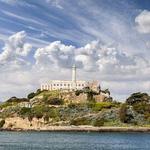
27,92,35,99
126,92,150,105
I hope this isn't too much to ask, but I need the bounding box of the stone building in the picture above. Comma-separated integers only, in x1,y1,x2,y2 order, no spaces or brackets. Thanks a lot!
41,65,87,91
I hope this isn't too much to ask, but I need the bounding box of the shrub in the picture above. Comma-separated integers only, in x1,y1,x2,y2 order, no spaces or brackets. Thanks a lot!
6,97,29,103
46,98,64,105
70,117,90,126
19,107,31,116
92,102,113,111
27,92,35,99
48,108,59,119
68,103,79,109
32,105,45,119
133,102,150,114
36,89,42,95
75,90,83,96
0,120,5,128
93,118,105,127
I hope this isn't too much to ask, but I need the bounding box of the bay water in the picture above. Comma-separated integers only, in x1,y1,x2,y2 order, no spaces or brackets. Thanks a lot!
0,131,150,150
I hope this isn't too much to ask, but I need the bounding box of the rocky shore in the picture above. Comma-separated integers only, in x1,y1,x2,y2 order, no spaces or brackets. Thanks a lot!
1,126,150,132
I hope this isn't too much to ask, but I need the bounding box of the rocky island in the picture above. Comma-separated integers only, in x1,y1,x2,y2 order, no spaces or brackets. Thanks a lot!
0,87,150,132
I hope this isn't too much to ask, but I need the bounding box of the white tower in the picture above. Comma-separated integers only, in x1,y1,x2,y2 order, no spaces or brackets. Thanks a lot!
72,64,76,89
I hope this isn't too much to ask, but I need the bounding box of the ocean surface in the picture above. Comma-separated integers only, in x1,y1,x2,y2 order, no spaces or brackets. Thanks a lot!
0,131,150,150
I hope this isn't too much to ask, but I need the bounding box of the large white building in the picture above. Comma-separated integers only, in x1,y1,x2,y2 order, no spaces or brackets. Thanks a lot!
41,65,87,91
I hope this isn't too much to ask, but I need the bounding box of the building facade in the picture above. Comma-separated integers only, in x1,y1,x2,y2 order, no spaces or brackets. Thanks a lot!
41,65,87,91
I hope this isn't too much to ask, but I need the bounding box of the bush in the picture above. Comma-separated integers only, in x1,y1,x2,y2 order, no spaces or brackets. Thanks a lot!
6,97,29,103
0,120,5,128
70,117,91,126
45,98,64,105
32,105,45,119
27,92,35,99
133,102,150,114
19,107,31,116
75,90,83,96
68,103,79,109
92,102,113,111
36,89,42,95
93,118,105,127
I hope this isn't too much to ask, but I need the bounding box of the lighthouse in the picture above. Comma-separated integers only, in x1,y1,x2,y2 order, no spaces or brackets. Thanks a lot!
72,64,76,82
72,64,77,89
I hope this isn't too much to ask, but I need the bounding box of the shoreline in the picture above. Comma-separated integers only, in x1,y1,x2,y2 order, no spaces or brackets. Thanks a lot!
1,126,150,132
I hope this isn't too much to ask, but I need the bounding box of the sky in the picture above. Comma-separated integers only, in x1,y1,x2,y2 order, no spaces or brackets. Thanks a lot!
0,0,150,101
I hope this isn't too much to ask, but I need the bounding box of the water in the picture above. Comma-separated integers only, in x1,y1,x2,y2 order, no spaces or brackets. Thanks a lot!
0,131,150,150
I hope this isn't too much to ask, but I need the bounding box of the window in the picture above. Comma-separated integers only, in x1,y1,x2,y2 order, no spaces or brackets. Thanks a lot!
57,84,59,86
78,84,80,86
53,84,56,86
64,84,66,86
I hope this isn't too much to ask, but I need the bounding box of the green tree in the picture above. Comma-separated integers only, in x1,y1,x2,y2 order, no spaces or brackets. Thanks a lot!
27,92,35,99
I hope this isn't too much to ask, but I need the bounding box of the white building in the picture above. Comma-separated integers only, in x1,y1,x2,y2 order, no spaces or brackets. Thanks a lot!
41,65,87,91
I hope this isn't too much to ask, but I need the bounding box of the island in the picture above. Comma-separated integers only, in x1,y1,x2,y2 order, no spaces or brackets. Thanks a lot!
0,87,150,132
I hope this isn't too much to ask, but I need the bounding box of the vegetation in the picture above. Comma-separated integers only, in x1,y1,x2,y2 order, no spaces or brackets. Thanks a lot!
27,89,43,99
93,118,105,127
126,92,150,105
45,97,64,105
70,117,91,126
0,120,5,128
0,89,150,128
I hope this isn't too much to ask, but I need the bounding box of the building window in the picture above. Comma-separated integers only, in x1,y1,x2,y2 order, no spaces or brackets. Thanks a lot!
82,84,84,86
57,84,59,86
60,84,62,86
64,84,66,86
54,84,56,86
68,84,70,86
78,84,80,86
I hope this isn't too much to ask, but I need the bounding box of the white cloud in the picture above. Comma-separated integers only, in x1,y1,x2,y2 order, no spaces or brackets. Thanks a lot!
34,41,75,69
75,41,148,74
34,40,149,77
135,10,150,33
0,31,32,70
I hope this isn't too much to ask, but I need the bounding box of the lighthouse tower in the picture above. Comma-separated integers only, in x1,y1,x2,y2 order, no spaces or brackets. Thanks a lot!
72,64,76,89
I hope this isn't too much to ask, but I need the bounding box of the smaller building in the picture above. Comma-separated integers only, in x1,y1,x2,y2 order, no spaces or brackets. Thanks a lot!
18,102,32,108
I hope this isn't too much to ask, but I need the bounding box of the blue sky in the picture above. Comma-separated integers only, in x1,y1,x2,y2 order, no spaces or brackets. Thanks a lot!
0,0,150,101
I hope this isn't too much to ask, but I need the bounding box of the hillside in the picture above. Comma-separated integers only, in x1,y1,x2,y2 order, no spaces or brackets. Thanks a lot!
0,89,150,131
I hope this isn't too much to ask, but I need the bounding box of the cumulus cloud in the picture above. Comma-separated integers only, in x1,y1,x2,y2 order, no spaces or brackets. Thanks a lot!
34,41,75,69
135,10,150,33
35,40,149,75
75,41,139,73
0,31,32,70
